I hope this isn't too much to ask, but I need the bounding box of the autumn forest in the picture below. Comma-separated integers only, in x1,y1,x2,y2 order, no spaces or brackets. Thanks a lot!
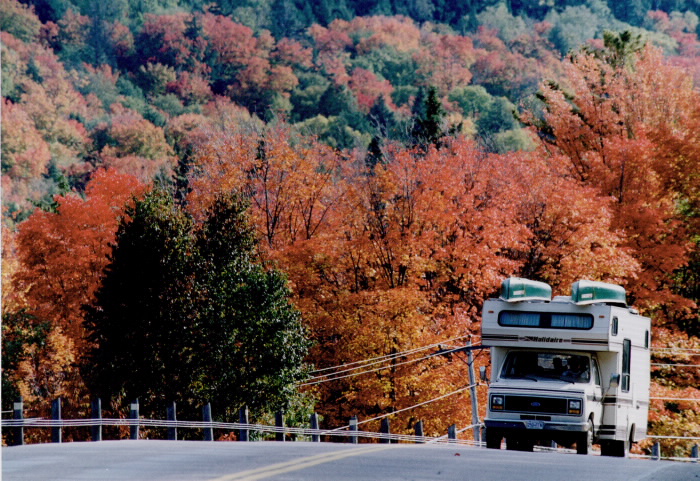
1,0,699,453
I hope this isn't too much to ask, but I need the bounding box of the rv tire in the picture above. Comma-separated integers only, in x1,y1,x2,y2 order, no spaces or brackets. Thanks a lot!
519,438,534,452
576,420,593,455
506,436,534,451
600,438,629,457
486,429,502,449
505,437,519,450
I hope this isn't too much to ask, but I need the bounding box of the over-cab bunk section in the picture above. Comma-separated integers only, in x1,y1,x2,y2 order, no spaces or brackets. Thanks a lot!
482,278,644,353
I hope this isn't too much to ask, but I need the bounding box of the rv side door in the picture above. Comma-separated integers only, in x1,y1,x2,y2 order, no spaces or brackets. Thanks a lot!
591,357,603,428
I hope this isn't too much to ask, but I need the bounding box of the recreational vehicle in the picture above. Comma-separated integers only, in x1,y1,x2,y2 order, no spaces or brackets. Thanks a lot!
482,278,650,456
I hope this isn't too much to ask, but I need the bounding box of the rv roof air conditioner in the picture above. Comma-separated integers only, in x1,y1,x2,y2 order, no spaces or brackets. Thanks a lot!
499,277,552,303
570,280,627,306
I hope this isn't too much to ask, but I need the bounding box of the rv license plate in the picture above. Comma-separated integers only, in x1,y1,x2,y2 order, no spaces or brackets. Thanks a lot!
525,420,544,430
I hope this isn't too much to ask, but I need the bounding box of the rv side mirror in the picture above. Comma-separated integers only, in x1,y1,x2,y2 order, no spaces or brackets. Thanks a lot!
480,366,489,382
609,373,620,388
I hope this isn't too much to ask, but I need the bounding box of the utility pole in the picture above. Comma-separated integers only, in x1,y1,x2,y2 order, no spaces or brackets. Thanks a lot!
435,340,487,443
467,338,481,443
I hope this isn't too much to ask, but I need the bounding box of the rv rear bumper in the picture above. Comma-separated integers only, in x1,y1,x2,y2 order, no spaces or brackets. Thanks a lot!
485,419,588,433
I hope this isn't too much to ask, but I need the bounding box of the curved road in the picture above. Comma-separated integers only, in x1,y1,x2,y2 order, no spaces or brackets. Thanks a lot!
3,441,698,481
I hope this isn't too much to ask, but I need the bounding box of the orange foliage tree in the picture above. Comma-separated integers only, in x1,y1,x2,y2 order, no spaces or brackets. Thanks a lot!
524,37,700,452
188,128,636,436
505,150,639,293
188,124,343,249
10,169,145,415
526,40,698,320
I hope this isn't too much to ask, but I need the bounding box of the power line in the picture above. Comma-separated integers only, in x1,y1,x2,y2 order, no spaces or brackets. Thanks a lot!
305,345,444,381
323,383,479,433
309,336,470,375
303,339,480,385
651,363,700,368
300,345,470,387
651,347,700,354
355,383,477,427
650,397,700,402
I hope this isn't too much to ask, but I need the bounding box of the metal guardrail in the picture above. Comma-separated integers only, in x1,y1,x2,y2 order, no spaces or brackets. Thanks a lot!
3,416,699,462
1,417,482,446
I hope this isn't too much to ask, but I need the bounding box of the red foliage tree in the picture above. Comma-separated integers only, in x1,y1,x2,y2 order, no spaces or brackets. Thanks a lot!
12,169,145,407
348,67,394,113
526,43,697,319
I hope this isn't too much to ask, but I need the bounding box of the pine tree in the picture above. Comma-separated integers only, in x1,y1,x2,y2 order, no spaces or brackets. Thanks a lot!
366,135,384,170
368,95,396,139
410,86,446,150
85,189,309,420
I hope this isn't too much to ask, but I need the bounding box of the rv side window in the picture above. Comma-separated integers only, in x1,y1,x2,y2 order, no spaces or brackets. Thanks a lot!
645,330,650,349
622,339,631,392
611,317,618,336
498,311,593,330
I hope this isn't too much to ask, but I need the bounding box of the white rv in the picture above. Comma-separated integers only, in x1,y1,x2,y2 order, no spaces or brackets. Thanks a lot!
482,278,650,456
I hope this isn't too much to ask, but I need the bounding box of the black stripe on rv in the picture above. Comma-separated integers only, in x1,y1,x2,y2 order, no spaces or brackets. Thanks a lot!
482,335,519,341
571,339,609,345
602,397,634,406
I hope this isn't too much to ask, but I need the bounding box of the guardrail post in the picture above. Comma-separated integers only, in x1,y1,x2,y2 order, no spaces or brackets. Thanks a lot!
167,401,177,440
652,442,660,460
91,398,102,441
380,418,391,444
310,413,320,442
51,398,62,443
692,444,698,463
414,420,425,444
448,424,457,443
467,340,480,443
203,403,213,441
275,411,285,442
349,416,358,444
239,407,249,441
129,400,139,440
12,398,24,446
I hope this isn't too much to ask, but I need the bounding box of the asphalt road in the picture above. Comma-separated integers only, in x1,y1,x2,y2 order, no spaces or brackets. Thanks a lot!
3,440,699,481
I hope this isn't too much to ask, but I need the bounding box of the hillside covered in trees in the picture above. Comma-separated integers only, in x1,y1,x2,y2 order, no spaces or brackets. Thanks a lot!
2,0,699,453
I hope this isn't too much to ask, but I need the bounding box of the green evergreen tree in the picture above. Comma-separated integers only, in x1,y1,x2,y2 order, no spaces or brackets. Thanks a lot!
319,83,353,117
410,86,446,150
85,190,310,420
193,193,310,416
597,30,646,69
318,84,370,134
368,95,396,138
270,0,313,38
85,190,196,408
366,135,384,170
476,96,518,138
310,0,352,25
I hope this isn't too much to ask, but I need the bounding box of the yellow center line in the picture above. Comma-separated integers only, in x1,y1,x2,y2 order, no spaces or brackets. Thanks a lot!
209,444,396,481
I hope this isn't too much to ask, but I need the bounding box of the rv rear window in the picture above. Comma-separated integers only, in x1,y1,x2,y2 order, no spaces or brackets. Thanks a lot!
498,311,593,330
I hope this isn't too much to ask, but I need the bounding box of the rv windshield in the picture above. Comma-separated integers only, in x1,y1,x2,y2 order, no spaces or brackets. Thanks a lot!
501,351,590,383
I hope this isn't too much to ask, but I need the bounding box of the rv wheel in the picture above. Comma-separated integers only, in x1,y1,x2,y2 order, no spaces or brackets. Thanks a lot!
486,429,502,449
576,420,593,455
518,439,534,452
505,437,519,450
600,439,628,457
